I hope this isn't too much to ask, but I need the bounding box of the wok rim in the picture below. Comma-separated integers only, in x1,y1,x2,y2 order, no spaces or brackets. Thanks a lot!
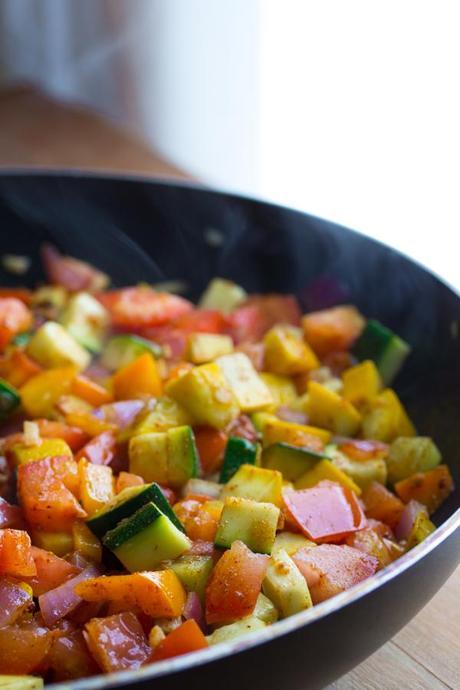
0,169,458,689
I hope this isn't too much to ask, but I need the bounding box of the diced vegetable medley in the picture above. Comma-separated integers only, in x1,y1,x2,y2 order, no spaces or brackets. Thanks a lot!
0,246,454,686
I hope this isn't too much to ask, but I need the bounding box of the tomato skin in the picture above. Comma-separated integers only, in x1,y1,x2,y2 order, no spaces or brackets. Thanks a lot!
152,619,208,661
205,541,269,625
84,612,151,672
302,305,365,357
194,426,228,474
0,617,55,674
98,287,193,330
283,482,366,543
0,298,32,350
173,309,228,334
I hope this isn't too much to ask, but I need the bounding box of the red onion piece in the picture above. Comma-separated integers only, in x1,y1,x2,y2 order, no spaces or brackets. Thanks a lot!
39,564,99,626
92,400,144,430
275,406,308,425
0,578,32,627
183,592,205,631
0,497,24,529
394,500,428,542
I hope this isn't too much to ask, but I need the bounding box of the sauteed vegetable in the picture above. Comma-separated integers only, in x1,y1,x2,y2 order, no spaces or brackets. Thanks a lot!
0,246,454,686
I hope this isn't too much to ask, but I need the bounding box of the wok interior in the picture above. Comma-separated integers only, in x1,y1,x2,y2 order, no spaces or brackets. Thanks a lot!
0,172,458,526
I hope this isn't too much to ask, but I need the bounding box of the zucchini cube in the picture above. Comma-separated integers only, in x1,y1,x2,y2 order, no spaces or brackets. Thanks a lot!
307,381,362,436
186,333,234,364
221,464,283,506
262,548,312,617
263,325,319,375
60,292,109,353
103,502,190,571
27,321,90,370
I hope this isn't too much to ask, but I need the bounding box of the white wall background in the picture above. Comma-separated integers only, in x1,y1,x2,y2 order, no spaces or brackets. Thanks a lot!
1,0,459,286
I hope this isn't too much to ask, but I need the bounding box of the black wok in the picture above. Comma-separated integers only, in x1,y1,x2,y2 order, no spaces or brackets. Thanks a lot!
0,172,458,690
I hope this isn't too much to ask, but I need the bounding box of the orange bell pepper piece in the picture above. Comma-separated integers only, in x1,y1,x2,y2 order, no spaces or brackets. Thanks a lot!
116,471,144,493
20,367,77,417
0,298,32,350
65,412,116,437
113,353,162,400
76,570,186,618
0,528,37,577
78,459,115,516
361,481,405,529
0,348,42,388
394,465,454,514
174,498,223,542
72,375,113,406
152,619,208,661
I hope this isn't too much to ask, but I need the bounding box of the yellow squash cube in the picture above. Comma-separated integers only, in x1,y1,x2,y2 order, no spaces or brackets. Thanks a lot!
294,458,362,495
263,326,319,375
9,438,73,466
216,353,273,413
27,321,90,371
259,373,298,408
167,362,239,429
361,388,415,442
342,360,382,407
186,333,234,364
262,416,331,446
307,381,362,436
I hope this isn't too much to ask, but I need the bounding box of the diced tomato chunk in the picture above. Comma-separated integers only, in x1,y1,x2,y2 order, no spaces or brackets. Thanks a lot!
339,439,389,461
36,419,90,452
23,547,80,596
17,456,86,530
84,612,151,672
194,426,228,474
0,617,55,674
97,286,192,330
0,528,36,577
174,499,222,542
230,295,301,343
293,544,378,603
302,305,365,356
205,541,269,624
0,298,32,350
152,619,208,662
173,309,228,334
283,482,366,543
48,626,99,681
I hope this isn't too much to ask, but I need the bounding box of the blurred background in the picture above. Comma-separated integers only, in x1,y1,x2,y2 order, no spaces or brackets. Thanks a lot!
0,0,459,285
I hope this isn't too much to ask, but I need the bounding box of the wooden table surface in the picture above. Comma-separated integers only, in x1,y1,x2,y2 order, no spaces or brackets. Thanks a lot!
1,86,458,690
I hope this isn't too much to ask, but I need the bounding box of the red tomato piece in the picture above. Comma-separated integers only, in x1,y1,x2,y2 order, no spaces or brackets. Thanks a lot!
48,627,99,681
283,482,366,543
41,244,108,292
173,309,228,334
293,544,378,603
0,298,32,350
230,295,301,343
302,305,365,357
0,528,36,577
84,612,151,672
140,327,188,360
0,617,55,674
75,430,117,466
0,288,32,305
23,547,80,597
97,286,192,330
173,499,222,542
17,456,86,531
152,619,208,662
194,426,228,474
205,540,269,625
